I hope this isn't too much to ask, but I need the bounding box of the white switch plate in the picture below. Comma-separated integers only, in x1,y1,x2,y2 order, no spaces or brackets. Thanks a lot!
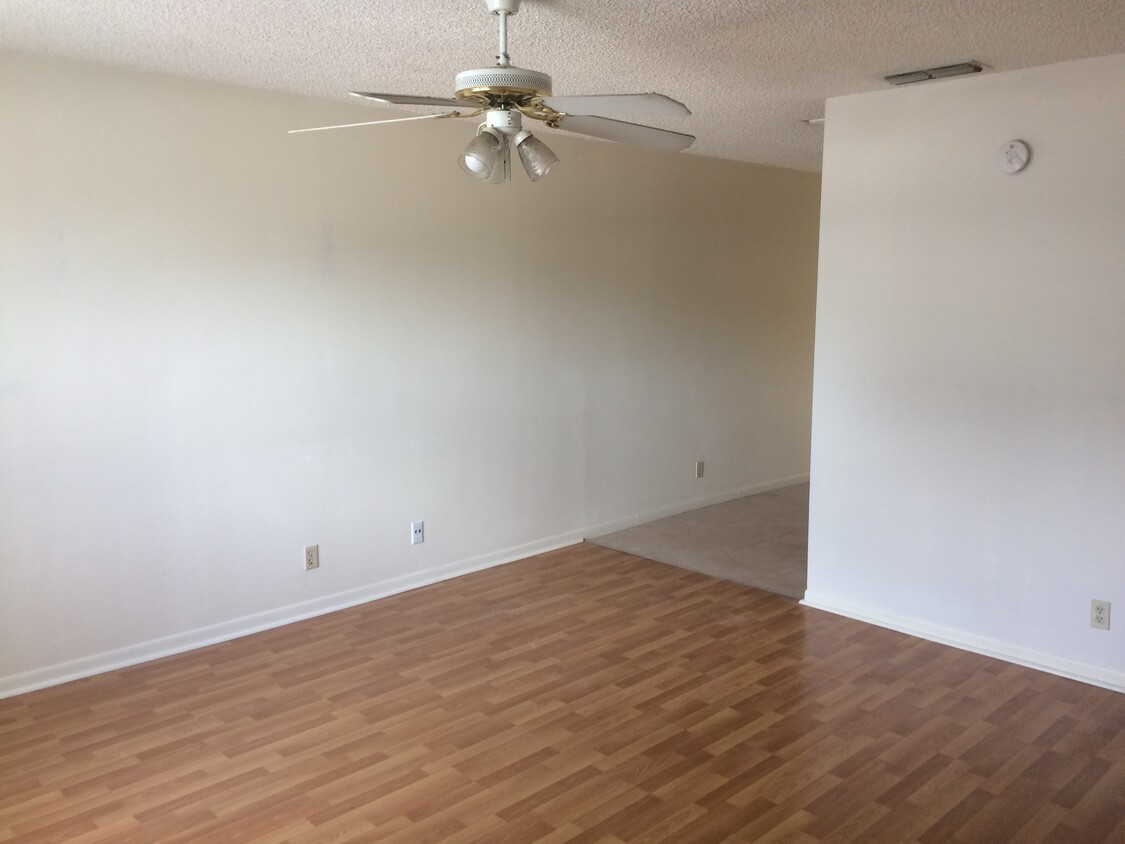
411,521,424,545
695,460,705,479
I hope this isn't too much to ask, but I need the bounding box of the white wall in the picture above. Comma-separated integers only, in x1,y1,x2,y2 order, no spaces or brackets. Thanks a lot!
806,54,1125,690
0,52,821,695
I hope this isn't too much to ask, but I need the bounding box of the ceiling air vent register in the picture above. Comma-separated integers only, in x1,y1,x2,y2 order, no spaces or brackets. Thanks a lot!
885,62,984,86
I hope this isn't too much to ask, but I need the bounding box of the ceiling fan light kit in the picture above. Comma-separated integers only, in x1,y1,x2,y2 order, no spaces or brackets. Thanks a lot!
458,107,559,183
290,0,694,184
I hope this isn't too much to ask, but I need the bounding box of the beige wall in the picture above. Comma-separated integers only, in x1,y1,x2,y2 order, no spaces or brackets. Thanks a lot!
0,51,821,695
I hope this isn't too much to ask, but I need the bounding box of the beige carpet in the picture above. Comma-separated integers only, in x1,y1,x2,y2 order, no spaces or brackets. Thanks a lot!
589,482,809,599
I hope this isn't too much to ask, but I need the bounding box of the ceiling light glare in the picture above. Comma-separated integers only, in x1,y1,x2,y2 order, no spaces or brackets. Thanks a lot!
459,129,502,179
515,130,559,181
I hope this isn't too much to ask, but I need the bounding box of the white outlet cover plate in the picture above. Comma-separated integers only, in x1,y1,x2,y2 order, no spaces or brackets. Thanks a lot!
1090,599,1110,630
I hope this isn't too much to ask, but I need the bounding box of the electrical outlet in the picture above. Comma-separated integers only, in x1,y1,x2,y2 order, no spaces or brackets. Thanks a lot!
411,521,424,546
695,460,705,479
1090,599,1110,630
304,544,319,571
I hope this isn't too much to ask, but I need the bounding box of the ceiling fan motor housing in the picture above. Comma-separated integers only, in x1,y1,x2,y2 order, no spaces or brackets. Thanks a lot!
454,66,552,103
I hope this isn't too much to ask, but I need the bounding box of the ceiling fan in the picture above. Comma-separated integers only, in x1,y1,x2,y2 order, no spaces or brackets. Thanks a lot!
290,0,695,184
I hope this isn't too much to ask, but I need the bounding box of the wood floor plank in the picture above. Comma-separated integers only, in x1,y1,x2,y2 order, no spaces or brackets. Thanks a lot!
2,542,1123,842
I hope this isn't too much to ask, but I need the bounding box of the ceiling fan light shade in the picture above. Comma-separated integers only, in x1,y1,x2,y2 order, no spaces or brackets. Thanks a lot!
515,130,559,181
487,141,511,184
459,129,502,179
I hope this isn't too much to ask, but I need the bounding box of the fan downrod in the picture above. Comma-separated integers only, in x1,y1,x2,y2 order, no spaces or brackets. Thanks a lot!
454,0,551,106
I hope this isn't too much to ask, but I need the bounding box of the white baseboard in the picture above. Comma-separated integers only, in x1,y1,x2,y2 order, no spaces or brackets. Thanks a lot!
801,592,1125,694
1,473,809,700
0,531,583,700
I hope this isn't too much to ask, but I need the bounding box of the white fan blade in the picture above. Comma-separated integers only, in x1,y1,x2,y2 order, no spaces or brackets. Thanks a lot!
553,114,695,152
540,93,691,120
349,92,477,109
289,111,459,134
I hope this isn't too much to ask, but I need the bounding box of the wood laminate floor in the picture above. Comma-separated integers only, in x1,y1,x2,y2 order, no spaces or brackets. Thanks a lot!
2,543,1123,843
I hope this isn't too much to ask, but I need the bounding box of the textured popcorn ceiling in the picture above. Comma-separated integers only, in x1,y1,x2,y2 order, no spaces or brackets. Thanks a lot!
3,0,1124,171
